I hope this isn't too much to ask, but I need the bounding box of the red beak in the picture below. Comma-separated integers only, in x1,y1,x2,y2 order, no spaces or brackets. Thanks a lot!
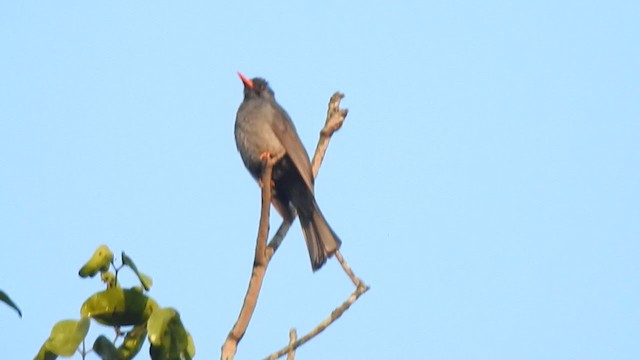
237,72,253,88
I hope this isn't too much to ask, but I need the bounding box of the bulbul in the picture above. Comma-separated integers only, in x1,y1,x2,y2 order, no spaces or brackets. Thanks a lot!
234,72,341,271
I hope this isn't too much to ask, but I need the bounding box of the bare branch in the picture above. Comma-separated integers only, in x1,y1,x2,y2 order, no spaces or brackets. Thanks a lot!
264,283,370,360
313,92,348,177
262,92,369,359
222,92,359,360
268,92,348,252
287,329,297,360
265,248,369,359
221,156,277,360
335,250,362,288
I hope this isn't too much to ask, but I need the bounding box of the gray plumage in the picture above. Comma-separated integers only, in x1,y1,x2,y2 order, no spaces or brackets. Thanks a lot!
234,73,341,271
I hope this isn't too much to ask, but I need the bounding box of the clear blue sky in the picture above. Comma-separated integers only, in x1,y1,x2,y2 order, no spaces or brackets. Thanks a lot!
1,1,638,359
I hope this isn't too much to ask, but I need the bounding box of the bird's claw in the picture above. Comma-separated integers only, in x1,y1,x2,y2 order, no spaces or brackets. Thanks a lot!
259,152,272,161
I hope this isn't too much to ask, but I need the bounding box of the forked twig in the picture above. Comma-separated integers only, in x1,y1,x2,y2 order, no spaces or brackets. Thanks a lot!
264,283,370,360
264,93,370,359
268,92,348,252
222,92,366,360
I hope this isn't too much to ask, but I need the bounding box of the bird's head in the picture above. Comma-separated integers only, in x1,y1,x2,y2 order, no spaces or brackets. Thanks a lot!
237,72,275,100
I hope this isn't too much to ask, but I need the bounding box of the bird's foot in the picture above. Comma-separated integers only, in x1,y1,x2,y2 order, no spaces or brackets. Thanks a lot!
258,178,275,188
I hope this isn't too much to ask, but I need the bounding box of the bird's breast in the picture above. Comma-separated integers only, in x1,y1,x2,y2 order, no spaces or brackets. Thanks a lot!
235,104,286,175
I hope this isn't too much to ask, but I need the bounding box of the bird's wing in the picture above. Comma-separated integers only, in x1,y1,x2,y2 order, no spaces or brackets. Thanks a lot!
270,104,314,191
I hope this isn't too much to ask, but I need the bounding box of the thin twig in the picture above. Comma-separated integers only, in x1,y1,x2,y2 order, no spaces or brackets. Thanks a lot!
335,250,361,288
312,92,348,177
264,284,370,360
286,329,297,360
264,250,370,359
264,93,371,359
267,92,348,251
221,157,276,360
266,220,291,258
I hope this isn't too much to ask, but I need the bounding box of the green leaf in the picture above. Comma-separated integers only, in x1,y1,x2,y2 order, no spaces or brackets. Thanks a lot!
122,252,153,290
79,245,113,278
148,308,194,360
81,287,158,327
0,290,22,317
117,323,147,360
100,271,117,288
34,344,58,360
147,308,177,346
138,273,153,291
186,332,195,358
44,318,90,357
92,335,118,360
93,327,147,360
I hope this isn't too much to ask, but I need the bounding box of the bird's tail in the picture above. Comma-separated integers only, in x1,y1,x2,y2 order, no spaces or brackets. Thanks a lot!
299,201,342,271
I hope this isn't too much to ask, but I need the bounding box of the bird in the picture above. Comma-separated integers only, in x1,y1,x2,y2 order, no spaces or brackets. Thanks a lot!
234,72,341,271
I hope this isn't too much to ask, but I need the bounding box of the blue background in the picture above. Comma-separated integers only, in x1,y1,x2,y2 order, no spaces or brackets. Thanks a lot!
1,1,638,359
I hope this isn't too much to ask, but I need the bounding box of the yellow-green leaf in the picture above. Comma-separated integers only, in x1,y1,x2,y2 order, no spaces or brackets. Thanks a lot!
81,287,158,326
147,307,193,360
100,271,117,288
138,272,153,290
186,332,196,358
34,344,58,360
45,318,90,357
122,252,153,290
79,245,113,278
147,308,177,346
117,323,147,360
